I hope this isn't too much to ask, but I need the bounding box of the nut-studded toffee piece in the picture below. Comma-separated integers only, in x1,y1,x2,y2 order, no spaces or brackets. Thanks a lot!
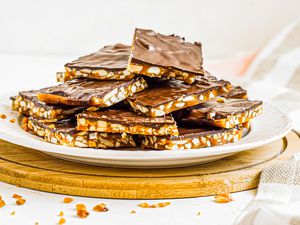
128,28,204,84
140,126,243,150
64,44,135,81
180,98,263,128
128,75,231,117
221,86,247,99
38,77,148,107
77,109,179,136
27,117,136,148
11,89,83,119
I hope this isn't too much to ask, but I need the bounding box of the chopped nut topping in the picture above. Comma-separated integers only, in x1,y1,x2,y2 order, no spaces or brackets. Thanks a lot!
16,198,26,205
12,194,22,199
58,218,66,224
93,203,108,212
1,114,6,119
138,201,171,208
130,210,136,214
214,193,233,203
59,211,64,217
63,197,74,204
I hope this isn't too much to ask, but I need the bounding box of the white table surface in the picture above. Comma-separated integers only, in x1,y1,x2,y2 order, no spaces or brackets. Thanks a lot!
0,53,257,225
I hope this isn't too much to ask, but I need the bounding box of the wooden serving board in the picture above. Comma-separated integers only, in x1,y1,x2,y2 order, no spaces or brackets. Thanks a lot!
0,131,298,199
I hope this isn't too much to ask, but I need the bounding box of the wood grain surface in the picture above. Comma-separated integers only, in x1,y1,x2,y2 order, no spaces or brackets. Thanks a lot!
0,131,298,199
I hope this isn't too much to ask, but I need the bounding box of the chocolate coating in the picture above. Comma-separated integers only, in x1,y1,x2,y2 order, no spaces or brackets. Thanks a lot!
16,89,82,111
169,126,237,140
29,117,79,135
131,28,203,74
222,86,247,99
128,75,230,107
79,109,176,127
65,43,130,70
38,78,142,106
185,98,263,120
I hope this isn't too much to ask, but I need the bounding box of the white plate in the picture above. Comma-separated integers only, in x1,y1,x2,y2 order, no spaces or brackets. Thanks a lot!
0,91,292,168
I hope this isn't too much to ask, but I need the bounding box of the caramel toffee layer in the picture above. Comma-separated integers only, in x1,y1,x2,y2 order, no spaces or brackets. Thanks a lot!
27,117,136,148
11,89,83,119
140,126,243,150
128,75,231,117
64,44,135,81
128,28,204,83
38,77,148,107
222,86,247,99
180,98,263,128
77,109,179,136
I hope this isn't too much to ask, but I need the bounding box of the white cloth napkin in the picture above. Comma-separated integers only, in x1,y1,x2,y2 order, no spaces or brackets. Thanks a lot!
235,157,300,225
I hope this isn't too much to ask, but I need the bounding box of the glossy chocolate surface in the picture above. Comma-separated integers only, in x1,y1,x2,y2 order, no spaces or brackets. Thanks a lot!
128,75,230,107
131,28,203,73
65,43,130,70
185,98,262,120
39,78,141,106
79,109,176,126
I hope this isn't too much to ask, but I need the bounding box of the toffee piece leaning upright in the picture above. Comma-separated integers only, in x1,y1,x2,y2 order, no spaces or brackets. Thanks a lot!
127,28,204,84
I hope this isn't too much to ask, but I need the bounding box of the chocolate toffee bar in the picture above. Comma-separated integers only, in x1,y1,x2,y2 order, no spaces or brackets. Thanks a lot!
64,44,135,81
179,98,263,128
26,117,136,148
128,28,204,84
77,109,179,136
128,75,231,117
140,126,243,150
38,77,148,107
11,89,83,119
221,86,247,99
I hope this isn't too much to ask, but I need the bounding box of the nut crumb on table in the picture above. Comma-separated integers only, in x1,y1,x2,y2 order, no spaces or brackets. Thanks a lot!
130,210,136,214
11,211,15,215
1,114,6,119
214,193,233,203
12,193,22,199
16,197,26,205
10,118,16,123
63,197,73,203
58,217,66,224
93,203,108,212
59,211,64,217
138,201,171,208
76,203,89,218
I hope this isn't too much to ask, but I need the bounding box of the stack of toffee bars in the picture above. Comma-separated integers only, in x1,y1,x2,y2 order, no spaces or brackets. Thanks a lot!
11,28,263,150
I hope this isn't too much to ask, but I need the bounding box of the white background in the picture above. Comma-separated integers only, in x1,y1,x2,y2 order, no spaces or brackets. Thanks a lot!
0,0,300,58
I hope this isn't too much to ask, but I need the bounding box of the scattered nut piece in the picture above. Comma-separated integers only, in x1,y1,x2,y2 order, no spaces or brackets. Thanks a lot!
58,218,66,224
12,194,22,199
11,211,15,215
76,203,89,218
10,119,16,123
16,198,26,205
34,222,39,225
59,211,64,217
1,114,6,119
130,210,136,214
0,199,6,208
138,201,171,208
63,197,73,204
93,203,108,212
196,211,201,216
214,193,233,203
